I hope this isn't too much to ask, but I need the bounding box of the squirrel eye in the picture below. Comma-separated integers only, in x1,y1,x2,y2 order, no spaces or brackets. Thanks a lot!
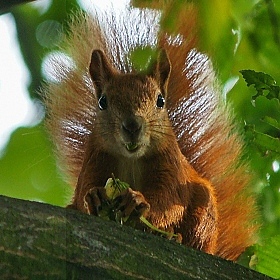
98,95,107,110
156,94,165,108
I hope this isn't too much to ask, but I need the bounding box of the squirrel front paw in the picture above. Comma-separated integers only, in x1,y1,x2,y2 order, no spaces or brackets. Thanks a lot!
83,186,150,221
115,188,150,219
83,186,109,215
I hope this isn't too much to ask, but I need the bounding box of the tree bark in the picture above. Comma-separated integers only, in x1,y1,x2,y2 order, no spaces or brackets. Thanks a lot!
0,195,271,280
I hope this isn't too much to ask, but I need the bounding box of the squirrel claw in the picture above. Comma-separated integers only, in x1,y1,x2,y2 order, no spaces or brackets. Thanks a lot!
83,187,109,215
116,188,150,218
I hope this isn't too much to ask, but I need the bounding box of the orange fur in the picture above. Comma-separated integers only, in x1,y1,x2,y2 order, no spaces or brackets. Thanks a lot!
44,4,258,261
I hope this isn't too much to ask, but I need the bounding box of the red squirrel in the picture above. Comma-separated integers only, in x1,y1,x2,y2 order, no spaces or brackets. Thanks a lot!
45,4,258,261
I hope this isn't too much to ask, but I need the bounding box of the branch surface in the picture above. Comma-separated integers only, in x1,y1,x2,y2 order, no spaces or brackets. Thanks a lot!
0,195,271,279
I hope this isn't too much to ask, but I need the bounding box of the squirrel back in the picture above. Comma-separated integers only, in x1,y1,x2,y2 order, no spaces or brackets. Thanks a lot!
45,4,258,261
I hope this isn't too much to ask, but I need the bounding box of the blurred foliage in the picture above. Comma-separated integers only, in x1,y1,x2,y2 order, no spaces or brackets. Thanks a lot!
239,70,280,277
0,0,81,207
0,125,70,206
0,0,279,277
251,235,280,279
11,0,80,99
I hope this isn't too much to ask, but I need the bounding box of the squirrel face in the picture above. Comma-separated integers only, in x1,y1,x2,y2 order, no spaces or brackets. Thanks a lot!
89,49,172,158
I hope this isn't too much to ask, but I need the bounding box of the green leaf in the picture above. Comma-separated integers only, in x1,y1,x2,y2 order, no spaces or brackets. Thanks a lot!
262,116,280,131
240,70,280,100
251,235,280,279
254,130,280,154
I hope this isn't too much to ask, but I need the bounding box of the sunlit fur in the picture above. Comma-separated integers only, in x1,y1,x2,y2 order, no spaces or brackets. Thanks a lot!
44,5,258,261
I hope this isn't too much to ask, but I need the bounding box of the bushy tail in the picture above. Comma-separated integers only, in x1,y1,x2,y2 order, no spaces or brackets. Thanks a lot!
159,4,258,260
44,3,257,261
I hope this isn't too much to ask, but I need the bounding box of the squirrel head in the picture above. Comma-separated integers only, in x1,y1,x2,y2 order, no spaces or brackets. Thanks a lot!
89,49,172,158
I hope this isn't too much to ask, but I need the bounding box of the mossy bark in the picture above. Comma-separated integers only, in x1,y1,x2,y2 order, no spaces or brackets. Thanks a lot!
0,195,271,279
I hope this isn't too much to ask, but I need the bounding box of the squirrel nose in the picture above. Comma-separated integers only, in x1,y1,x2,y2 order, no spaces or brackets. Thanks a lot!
122,117,142,137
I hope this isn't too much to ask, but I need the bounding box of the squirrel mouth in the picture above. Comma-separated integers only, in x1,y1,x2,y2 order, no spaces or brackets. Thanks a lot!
125,142,139,152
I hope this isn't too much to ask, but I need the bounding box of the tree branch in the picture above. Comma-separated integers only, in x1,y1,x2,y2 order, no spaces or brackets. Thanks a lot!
0,195,271,279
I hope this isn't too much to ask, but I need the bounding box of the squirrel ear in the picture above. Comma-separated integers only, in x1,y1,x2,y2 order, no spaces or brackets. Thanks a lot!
149,49,171,94
89,50,115,97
